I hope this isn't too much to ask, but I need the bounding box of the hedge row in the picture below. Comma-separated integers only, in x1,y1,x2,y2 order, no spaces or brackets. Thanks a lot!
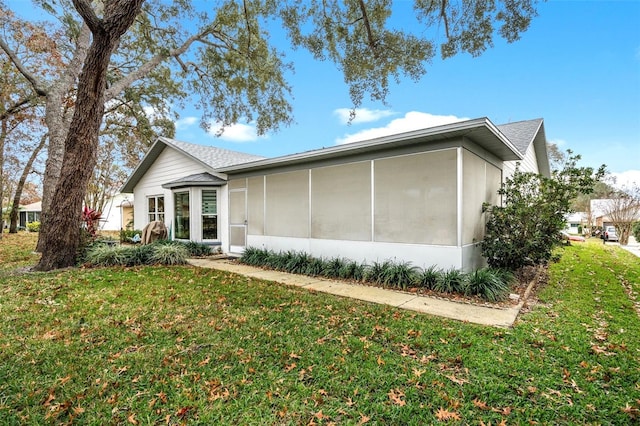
240,247,514,302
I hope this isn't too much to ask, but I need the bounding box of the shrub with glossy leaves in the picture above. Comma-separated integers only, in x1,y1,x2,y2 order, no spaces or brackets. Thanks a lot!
482,152,605,270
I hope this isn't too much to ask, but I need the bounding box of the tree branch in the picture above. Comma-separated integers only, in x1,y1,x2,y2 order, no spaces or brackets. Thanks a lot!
105,29,210,100
71,0,103,33
0,37,48,96
357,0,378,56
0,96,39,121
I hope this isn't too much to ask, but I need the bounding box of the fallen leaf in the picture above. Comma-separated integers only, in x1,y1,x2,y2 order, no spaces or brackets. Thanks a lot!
445,374,469,385
58,375,72,385
42,390,55,407
127,413,138,425
377,356,385,366
358,413,371,424
285,362,297,372
387,388,406,406
435,407,460,421
156,391,167,403
473,399,489,410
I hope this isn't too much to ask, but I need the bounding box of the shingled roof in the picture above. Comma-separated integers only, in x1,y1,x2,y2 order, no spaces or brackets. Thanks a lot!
121,137,265,193
497,118,543,157
497,118,550,177
161,172,227,189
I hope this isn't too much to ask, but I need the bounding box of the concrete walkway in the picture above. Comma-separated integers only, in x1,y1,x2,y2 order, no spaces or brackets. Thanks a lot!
187,258,529,328
620,236,640,258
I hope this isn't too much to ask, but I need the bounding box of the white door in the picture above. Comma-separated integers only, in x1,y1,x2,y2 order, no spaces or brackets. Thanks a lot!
229,189,247,253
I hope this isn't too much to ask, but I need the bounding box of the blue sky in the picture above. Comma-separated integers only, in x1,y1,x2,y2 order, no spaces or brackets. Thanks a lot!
8,0,640,187
175,0,640,188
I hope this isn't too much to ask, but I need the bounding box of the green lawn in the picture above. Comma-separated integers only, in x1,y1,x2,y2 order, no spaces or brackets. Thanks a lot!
1,233,639,425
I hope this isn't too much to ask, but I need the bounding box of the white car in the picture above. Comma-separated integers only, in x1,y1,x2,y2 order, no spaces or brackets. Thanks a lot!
604,226,619,242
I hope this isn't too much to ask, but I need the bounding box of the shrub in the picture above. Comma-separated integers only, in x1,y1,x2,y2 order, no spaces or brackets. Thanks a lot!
364,260,390,285
340,261,366,281
417,266,441,289
240,247,270,266
285,251,313,274
26,221,40,232
434,268,466,294
303,257,326,277
380,261,419,290
182,241,213,257
149,243,188,265
633,221,640,241
84,244,130,266
123,244,155,266
465,268,512,302
322,257,347,279
482,154,605,270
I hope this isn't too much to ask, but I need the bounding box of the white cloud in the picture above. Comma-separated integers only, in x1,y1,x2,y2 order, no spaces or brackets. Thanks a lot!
333,107,396,125
207,121,266,143
335,111,468,145
610,170,640,190
175,116,198,130
548,138,567,147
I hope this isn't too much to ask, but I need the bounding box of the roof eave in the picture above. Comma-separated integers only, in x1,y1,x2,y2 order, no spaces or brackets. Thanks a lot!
220,118,523,173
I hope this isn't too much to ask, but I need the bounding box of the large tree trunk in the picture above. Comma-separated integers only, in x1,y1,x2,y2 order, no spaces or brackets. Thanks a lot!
8,133,47,233
34,0,144,271
0,119,6,238
36,24,91,252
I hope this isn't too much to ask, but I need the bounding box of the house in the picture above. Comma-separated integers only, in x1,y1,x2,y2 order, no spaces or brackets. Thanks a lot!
591,198,640,228
99,193,134,231
122,117,550,272
565,212,587,234
18,201,42,229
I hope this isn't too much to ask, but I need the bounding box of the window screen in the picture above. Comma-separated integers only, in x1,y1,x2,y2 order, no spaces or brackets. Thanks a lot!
374,150,457,245
311,161,372,241
265,170,309,237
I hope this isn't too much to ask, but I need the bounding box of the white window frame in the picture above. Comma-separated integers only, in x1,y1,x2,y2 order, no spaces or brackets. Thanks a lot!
147,195,165,224
201,188,220,242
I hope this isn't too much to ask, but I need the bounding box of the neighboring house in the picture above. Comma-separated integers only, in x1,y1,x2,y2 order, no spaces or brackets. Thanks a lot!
100,194,134,231
122,117,550,272
18,201,42,229
565,212,587,234
591,198,640,228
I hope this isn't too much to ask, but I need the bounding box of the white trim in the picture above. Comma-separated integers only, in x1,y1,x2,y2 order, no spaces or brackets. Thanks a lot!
457,147,463,249
371,160,375,242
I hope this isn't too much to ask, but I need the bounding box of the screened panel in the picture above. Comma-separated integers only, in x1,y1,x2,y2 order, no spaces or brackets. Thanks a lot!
374,150,457,245
311,161,371,241
265,170,309,237
228,179,246,190
485,164,502,207
229,191,246,224
230,226,246,246
247,176,264,235
462,150,486,245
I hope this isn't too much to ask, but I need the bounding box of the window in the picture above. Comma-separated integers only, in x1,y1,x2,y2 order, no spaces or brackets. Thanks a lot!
147,195,165,223
202,190,218,240
174,191,190,239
